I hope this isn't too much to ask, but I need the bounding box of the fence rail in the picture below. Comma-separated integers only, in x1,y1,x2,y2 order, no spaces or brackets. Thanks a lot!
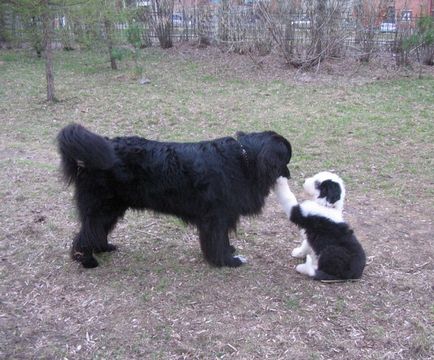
2,6,433,66
110,12,421,44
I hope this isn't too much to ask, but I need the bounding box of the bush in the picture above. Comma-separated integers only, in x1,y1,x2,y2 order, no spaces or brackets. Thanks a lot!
404,16,434,66
111,47,130,61
126,23,142,49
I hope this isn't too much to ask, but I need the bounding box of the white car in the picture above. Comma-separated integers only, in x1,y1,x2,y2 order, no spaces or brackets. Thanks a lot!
380,22,396,32
172,13,191,27
291,16,311,29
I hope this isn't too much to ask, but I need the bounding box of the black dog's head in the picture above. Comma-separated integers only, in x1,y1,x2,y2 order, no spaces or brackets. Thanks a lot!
237,131,292,181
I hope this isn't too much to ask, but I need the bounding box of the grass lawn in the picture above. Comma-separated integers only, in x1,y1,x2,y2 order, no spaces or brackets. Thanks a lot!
0,47,433,359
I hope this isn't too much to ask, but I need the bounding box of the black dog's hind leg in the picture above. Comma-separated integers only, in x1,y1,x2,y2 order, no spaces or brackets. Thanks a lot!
71,228,98,269
198,220,244,268
72,210,124,268
93,210,125,253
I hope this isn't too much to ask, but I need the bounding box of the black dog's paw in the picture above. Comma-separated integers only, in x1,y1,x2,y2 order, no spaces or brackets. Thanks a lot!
224,255,247,267
82,256,99,268
72,250,99,268
106,243,117,252
94,243,118,253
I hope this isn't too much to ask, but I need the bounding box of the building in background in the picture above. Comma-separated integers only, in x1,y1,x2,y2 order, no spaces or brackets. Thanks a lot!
394,0,433,20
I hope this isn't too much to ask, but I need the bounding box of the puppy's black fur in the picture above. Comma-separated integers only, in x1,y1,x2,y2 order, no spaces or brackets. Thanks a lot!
317,180,342,205
290,207,366,280
58,123,292,268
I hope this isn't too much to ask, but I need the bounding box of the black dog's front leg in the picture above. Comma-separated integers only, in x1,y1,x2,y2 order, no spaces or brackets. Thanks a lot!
225,238,236,254
198,221,246,267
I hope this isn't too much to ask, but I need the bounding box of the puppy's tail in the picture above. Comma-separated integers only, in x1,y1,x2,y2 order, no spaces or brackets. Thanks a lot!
313,267,364,281
57,123,117,184
313,270,342,281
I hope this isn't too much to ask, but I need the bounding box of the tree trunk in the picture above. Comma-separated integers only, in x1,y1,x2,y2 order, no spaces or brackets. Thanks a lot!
314,0,326,60
153,0,173,49
156,18,172,49
197,3,210,47
104,19,117,70
219,0,229,43
0,9,6,45
42,0,56,102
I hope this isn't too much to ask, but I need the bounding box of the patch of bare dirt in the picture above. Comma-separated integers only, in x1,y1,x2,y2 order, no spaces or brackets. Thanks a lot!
1,160,433,359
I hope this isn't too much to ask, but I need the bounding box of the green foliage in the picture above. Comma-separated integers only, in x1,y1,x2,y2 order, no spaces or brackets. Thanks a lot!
126,22,145,78
403,16,434,66
2,1,44,55
0,3,13,43
75,29,97,50
26,17,43,56
126,23,143,49
404,16,434,49
133,63,143,78
111,47,130,61
417,16,434,43
0,53,20,62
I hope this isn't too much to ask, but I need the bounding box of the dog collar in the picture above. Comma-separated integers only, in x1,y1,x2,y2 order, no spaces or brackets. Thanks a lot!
236,141,250,173
239,143,248,164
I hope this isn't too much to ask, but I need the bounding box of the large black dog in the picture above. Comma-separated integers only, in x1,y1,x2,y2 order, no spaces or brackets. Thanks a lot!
57,124,292,269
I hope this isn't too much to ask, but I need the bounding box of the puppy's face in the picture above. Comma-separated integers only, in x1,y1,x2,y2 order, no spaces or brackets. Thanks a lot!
303,172,345,210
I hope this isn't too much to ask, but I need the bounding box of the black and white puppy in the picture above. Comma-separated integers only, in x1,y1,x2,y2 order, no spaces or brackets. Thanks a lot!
274,172,366,280
57,123,292,269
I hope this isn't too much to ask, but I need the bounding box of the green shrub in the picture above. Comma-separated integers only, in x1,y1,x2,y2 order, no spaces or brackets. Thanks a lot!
404,16,434,66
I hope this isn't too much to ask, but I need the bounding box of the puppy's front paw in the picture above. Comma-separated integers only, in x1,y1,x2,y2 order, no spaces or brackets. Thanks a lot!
295,263,306,274
295,261,315,277
292,247,306,258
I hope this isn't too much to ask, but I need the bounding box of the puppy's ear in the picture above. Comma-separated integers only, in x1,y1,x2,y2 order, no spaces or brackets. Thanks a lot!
318,180,341,205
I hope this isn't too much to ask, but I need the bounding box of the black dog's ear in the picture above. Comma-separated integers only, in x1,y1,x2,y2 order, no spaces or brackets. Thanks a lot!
236,131,246,139
318,180,341,204
257,139,291,179
253,132,292,182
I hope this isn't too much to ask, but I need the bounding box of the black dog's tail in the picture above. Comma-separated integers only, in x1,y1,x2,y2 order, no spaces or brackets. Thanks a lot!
57,123,117,184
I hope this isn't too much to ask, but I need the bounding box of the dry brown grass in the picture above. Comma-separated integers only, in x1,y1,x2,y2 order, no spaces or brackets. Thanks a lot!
0,47,433,359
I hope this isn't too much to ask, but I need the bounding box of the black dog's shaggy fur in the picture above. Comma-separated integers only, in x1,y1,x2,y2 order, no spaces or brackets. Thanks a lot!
58,123,292,269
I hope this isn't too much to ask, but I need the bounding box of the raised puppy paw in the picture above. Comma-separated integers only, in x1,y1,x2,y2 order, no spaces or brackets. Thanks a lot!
274,176,289,192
